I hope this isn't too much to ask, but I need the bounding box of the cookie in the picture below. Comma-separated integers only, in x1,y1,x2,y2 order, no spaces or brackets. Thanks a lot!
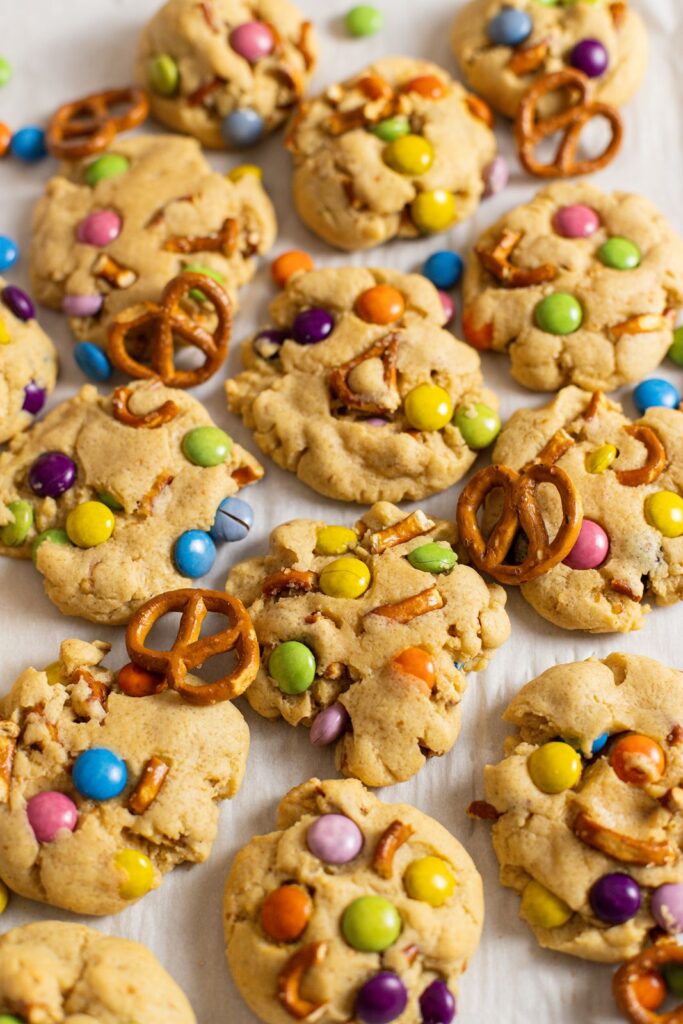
488,385,683,632
0,637,249,916
462,182,683,392
0,280,57,445
286,57,496,251
137,0,317,149
0,920,196,1023
473,653,683,963
29,134,277,346
452,0,647,120
226,266,500,503
224,777,483,1024
0,380,263,624
225,501,510,787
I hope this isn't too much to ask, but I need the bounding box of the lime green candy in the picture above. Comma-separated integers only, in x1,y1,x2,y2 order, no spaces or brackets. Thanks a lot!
182,426,233,467
32,528,71,564
148,54,179,96
85,153,130,187
453,402,501,450
407,542,456,574
341,895,401,952
534,293,583,335
663,963,683,997
598,237,641,271
184,263,226,302
528,741,582,794
0,57,12,87
269,641,317,695
97,490,124,511
520,880,572,928
669,326,683,366
0,1016,23,1024
345,4,384,36
0,500,33,547
370,116,410,142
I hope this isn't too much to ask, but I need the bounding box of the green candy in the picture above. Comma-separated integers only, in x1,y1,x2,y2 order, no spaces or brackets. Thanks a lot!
407,542,457,575
341,896,401,952
268,641,316,695
0,500,33,547
0,1016,24,1024
534,293,583,336
598,236,641,271
32,528,71,564
345,4,383,36
370,116,410,142
0,57,12,88
453,402,501,450
182,426,233,467
85,153,130,187
97,490,124,511
184,263,226,302
148,54,179,96
663,963,683,997
669,325,683,366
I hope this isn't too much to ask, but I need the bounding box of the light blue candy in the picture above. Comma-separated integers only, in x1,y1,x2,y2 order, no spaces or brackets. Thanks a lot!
422,251,463,290
633,378,680,414
72,747,128,801
0,235,18,271
74,342,113,382
174,529,216,577
487,7,533,46
591,732,609,756
10,126,47,162
210,497,254,542
221,109,265,148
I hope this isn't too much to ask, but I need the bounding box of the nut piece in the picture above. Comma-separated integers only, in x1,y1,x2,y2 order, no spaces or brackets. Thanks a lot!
368,510,435,553
277,941,328,1019
476,229,557,288
372,819,415,878
128,755,171,815
573,811,676,867
369,586,445,623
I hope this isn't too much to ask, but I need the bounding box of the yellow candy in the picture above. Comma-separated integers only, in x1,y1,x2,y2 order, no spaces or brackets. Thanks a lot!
44,661,64,686
585,443,617,474
645,491,683,538
228,164,263,182
403,856,456,907
0,317,9,344
404,383,453,431
319,556,370,599
66,500,115,548
0,880,8,914
316,525,358,556
527,741,582,794
521,880,572,930
115,849,155,900
411,189,457,234
384,134,434,176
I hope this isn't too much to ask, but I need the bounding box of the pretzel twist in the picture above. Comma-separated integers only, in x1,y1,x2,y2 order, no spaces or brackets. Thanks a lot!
616,425,667,487
47,87,149,159
613,942,683,1023
111,385,179,429
328,333,401,415
476,229,557,288
278,942,328,1019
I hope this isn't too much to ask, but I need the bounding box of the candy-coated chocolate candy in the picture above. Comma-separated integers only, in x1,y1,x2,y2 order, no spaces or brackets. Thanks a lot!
115,848,155,900
487,6,532,46
272,250,314,287
66,501,115,548
117,662,166,698
63,293,104,317
253,328,286,360
663,964,683,998
483,154,509,198
316,525,357,556
570,37,609,78
310,702,349,746
632,972,666,1012
3,284,34,321
585,443,617,474
591,732,609,755
307,813,363,864
173,530,216,577
651,883,683,934
0,235,18,271
0,879,8,915
0,500,33,547
182,425,233,467
411,190,457,234
72,747,128,801
407,542,456,574
356,973,408,1024
44,661,65,686
645,491,683,538
261,884,312,942
183,262,225,302
392,647,436,689
268,641,316,694
292,307,334,345
423,250,463,290
633,378,680,413
230,21,275,61
419,981,456,1024
609,733,665,786
527,741,582,794
221,108,265,147
405,75,446,99
211,497,254,542
229,163,263,183
521,879,572,929
370,116,410,142
669,326,683,366
0,1018,23,1024
148,53,180,95
589,873,641,925
10,125,47,162
404,856,456,907
454,401,501,449
345,4,384,37
22,380,46,414
342,895,401,952
404,383,453,431
535,292,583,335
563,519,609,570
26,791,78,843
355,284,405,325
439,290,455,324
74,341,113,382
97,491,123,511
552,204,601,238
32,528,70,563
76,209,122,247
0,57,11,87
0,122,10,157
0,317,8,343
85,153,130,186
384,134,434,176
319,556,371,599
29,451,77,498
598,236,641,271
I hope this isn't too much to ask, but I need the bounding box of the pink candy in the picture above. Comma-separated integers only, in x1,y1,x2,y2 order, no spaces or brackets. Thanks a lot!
63,294,103,317
27,791,78,843
230,21,275,62
310,703,349,746
76,210,122,247
563,519,610,570
553,204,601,239
438,290,455,324
482,155,509,199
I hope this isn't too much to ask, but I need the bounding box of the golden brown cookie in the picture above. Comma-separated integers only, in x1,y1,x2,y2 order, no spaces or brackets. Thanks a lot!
0,279,57,445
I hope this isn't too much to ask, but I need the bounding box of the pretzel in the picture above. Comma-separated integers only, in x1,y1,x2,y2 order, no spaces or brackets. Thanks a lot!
187,78,224,107
200,0,220,31
70,667,110,710
610,313,673,339
467,800,501,821
582,389,605,422
462,307,494,351
613,941,683,1023
610,2,628,29
278,942,327,1019
610,579,642,603
616,425,667,487
107,271,232,388
508,39,550,76
138,472,174,517
403,943,420,966
163,217,238,257
232,463,264,487
93,253,137,289
328,333,401,415
534,429,576,468
372,820,415,878
476,229,557,288
47,86,149,159
367,510,434,553
668,725,683,746
0,721,19,804
514,69,623,178
297,21,316,71
573,811,676,867
465,93,494,129
125,588,259,705
112,385,179,429
369,587,444,623
456,462,582,585
262,569,318,598
128,755,170,814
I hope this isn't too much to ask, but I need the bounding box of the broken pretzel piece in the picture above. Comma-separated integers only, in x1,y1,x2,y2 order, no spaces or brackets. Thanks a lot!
467,800,501,821
128,755,170,815
93,253,137,290
615,425,666,487
163,217,238,257
573,811,676,867
367,509,434,553
0,720,19,804
278,941,328,1020
328,333,400,415
476,228,557,288
508,39,550,77
262,569,318,598
112,384,179,429
610,312,674,340
372,819,415,878
369,587,444,623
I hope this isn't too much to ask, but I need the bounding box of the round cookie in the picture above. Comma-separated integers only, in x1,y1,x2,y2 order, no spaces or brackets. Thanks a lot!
29,134,277,345
0,280,57,445
224,777,483,1024
226,501,510,787
475,653,683,962
0,380,263,624
137,0,317,149
286,56,497,251
452,0,648,120
462,182,683,392
226,266,500,503
489,385,683,633
0,638,249,916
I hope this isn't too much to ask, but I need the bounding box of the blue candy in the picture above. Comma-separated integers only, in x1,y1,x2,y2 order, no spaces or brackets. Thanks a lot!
210,497,254,542
633,378,680,414
591,732,609,756
10,126,47,162
422,250,463,290
0,235,18,271
487,7,532,47
174,529,216,577
74,342,113,382
221,109,265,148
72,747,128,801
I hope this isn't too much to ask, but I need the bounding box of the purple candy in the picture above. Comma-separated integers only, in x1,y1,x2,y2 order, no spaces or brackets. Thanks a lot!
419,980,456,1024
253,328,287,360
307,813,363,864
310,703,349,746
22,380,46,415
651,883,683,934
365,417,388,426
63,294,104,317
2,285,34,322
28,451,77,498
570,38,609,79
26,791,78,843
292,307,334,345
356,973,408,1024
589,873,641,925
482,155,509,199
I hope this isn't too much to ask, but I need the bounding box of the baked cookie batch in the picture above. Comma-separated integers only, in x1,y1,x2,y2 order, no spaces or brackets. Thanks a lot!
1,1,682,1023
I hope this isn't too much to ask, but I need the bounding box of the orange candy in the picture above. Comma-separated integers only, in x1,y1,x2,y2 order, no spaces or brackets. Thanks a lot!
609,733,666,787
391,647,436,691
117,662,167,698
0,123,11,158
271,251,314,288
261,884,312,942
355,285,406,325
632,971,666,1011
462,308,493,351
403,75,446,100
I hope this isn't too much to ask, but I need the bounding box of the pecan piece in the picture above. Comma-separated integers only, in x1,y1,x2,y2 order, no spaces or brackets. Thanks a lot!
262,569,318,598
368,510,435,553
573,811,676,867
369,587,444,623
476,229,557,288
128,755,170,815
372,819,415,878
278,942,328,1019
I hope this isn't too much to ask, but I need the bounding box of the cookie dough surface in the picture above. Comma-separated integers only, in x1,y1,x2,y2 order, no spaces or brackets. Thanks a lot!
29,134,276,345
462,182,683,392
137,0,317,148
481,653,683,962
224,778,483,1024
0,920,196,1024
0,279,57,445
452,0,647,119
226,501,510,787
0,639,249,916
0,380,263,624
287,56,496,251
226,266,498,503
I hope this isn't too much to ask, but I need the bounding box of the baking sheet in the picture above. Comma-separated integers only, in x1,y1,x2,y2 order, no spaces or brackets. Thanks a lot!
0,1,681,1020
